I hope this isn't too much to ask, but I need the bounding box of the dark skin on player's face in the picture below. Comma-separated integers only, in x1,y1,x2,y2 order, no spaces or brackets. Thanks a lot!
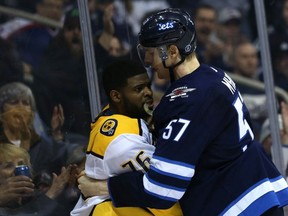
120,73,153,120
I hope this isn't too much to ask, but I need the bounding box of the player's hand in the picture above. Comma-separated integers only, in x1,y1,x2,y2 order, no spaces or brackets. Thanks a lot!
77,175,108,197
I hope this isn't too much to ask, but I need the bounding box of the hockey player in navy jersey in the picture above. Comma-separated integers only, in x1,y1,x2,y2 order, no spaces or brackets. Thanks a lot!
78,8,288,215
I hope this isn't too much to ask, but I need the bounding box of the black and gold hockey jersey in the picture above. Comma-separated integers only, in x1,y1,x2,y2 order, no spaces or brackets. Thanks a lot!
71,106,182,216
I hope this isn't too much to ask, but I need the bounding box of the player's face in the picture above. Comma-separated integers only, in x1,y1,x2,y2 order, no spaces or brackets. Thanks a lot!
143,47,169,79
137,45,170,79
120,73,153,119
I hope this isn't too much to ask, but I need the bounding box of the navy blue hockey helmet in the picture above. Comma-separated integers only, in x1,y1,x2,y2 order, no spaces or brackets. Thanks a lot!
138,8,197,57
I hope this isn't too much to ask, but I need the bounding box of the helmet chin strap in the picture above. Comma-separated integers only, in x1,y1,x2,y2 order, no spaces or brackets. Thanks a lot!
162,56,185,83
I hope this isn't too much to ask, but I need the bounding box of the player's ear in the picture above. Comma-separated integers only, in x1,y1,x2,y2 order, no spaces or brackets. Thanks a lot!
110,90,121,103
169,45,179,57
167,45,180,65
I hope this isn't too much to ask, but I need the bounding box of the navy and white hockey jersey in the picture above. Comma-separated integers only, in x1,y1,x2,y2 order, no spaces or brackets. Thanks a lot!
109,64,288,215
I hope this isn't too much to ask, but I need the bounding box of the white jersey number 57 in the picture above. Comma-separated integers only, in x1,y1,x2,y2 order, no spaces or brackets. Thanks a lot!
162,118,190,141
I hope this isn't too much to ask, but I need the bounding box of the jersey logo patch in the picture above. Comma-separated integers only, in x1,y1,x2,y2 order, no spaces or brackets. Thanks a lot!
100,119,118,136
166,86,196,101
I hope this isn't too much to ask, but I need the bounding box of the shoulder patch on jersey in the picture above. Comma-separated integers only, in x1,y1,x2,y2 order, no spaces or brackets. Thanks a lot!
166,86,196,101
100,119,118,136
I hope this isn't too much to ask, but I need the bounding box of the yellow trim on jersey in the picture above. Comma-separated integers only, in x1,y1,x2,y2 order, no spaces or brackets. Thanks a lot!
86,114,141,157
92,201,183,216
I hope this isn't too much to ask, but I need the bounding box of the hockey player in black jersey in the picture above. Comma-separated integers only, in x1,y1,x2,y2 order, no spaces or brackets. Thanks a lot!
78,8,288,215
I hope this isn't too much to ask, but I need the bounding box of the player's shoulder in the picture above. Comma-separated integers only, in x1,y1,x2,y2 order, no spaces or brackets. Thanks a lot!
200,64,225,80
92,114,143,138
87,114,148,157
199,64,237,95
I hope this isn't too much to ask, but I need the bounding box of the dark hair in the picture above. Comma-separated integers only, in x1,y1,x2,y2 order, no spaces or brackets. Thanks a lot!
102,60,147,98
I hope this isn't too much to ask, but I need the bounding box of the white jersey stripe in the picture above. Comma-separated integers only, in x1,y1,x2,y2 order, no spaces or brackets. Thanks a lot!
222,177,288,216
151,156,195,179
271,176,288,192
143,174,185,201
150,166,191,181
153,155,195,168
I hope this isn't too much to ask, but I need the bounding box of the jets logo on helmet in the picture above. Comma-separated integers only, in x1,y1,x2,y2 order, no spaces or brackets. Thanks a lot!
158,22,174,31
138,8,196,56
137,8,197,82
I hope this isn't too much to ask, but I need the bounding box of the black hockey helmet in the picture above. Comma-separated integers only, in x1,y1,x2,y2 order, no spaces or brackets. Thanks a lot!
138,8,197,58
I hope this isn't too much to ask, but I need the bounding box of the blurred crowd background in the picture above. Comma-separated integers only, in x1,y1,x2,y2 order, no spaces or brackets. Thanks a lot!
0,0,288,215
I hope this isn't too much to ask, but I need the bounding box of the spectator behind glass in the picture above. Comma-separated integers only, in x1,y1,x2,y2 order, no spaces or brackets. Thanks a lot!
0,143,76,216
270,39,288,92
88,0,116,37
0,0,65,82
232,41,260,80
93,3,132,106
68,0,135,50
193,4,225,68
0,143,34,209
215,7,250,71
0,38,24,87
268,0,288,93
107,36,128,57
271,0,288,38
0,82,81,176
231,41,267,141
32,9,91,137
114,0,170,47
200,0,253,38
259,102,288,179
